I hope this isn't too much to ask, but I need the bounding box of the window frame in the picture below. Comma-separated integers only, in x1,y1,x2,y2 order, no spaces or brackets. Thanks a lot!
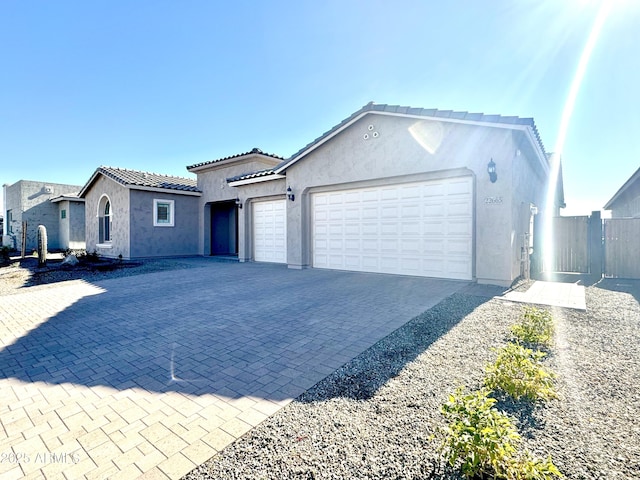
97,195,113,246
61,209,67,220
153,199,175,227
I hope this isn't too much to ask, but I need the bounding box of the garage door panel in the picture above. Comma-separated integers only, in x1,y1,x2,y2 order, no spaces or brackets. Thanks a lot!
253,200,287,263
312,177,472,280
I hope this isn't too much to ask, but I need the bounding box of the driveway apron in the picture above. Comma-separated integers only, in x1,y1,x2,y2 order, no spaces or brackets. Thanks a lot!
0,260,464,479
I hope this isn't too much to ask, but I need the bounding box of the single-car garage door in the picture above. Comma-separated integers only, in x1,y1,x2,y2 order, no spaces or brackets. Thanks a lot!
253,199,287,263
312,177,473,279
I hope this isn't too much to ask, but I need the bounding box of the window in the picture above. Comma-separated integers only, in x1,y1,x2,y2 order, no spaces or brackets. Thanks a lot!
7,210,12,234
98,196,112,244
61,209,67,219
154,199,175,227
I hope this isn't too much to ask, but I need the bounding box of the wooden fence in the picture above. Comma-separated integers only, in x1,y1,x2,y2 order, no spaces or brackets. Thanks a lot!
604,218,640,279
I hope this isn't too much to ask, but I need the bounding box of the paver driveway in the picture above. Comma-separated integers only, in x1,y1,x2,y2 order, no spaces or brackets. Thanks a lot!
0,260,465,479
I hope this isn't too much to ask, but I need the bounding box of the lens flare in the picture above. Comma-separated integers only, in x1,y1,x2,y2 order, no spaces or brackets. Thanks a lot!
542,1,612,272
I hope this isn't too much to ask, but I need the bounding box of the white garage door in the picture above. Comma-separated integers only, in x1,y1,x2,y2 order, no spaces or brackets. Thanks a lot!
253,199,287,263
312,177,473,279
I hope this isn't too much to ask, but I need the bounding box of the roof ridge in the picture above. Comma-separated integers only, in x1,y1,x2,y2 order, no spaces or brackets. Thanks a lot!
186,148,284,171
99,165,197,182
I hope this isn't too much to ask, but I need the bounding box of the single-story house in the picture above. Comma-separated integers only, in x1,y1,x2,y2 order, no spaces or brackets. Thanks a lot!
187,102,564,286
2,180,85,252
604,167,640,218
78,167,201,258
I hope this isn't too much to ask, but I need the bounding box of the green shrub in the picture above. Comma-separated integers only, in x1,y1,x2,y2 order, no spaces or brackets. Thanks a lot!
485,343,557,401
440,387,521,478
508,452,563,479
511,307,554,346
440,387,562,479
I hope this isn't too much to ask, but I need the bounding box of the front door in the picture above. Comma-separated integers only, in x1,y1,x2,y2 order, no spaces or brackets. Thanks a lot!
211,201,238,255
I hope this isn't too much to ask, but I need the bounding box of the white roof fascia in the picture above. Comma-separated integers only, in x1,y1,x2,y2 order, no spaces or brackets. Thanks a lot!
187,154,281,173
228,174,286,187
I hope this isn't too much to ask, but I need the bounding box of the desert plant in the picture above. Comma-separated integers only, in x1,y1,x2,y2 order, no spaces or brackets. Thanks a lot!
440,387,521,478
37,224,48,267
485,343,557,401
511,307,555,347
440,387,562,479
508,451,563,480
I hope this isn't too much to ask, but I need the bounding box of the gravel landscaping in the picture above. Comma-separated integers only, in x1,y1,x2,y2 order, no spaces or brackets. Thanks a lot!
0,254,205,296
183,281,640,480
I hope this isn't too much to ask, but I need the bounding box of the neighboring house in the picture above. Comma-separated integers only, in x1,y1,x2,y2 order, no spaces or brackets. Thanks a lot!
51,193,86,250
186,102,564,286
78,167,201,259
2,180,85,252
604,167,640,218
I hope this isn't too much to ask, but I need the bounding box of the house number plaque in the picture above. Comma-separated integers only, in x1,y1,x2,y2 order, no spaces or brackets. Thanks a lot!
484,196,503,205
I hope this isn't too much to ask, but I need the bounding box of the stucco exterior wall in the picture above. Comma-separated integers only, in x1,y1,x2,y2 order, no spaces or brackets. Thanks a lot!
235,179,287,262
282,114,534,285
129,190,199,258
58,200,86,250
84,175,131,258
194,157,282,255
3,180,81,252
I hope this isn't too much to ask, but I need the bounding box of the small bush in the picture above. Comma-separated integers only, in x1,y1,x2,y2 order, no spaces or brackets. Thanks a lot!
508,452,563,480
440,387,562,479
511,307,554,346
485,343,557,402
440,387,521,478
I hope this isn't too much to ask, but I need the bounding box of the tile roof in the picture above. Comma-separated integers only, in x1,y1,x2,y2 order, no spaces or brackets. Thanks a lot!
186,148,283,171
96,166,199,192
226,168,281,183
278,102,547,172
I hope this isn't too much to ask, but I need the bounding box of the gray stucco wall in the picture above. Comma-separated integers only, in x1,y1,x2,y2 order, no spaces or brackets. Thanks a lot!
194,157,283,255
3,180,81,252
84,175,131,259
58,200,86,250
278,113,550,286
129,189,199,258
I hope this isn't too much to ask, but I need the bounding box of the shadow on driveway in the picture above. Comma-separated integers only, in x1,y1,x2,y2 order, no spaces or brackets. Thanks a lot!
0,262,476,402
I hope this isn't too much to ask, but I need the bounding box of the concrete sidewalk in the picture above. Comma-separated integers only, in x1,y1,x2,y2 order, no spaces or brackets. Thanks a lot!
0,261,465,479
500,280,587,310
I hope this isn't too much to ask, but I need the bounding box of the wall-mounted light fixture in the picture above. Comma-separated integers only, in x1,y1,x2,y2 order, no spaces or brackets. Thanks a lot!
287,186,295,202
487,159,497,183
235,197,243,209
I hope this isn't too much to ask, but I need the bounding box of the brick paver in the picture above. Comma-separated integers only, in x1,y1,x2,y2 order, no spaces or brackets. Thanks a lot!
0,260,464,478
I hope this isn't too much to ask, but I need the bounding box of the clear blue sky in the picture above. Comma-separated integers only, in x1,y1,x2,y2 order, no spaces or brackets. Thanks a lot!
1,0,639,215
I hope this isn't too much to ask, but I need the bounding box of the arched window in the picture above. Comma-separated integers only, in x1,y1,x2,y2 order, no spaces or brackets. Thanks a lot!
98,196,112,244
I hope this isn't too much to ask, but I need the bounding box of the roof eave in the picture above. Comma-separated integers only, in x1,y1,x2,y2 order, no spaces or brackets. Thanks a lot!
187,153,282,173
127,185,201,196
276,109,547,174
604,166,640,210
228,174,286,187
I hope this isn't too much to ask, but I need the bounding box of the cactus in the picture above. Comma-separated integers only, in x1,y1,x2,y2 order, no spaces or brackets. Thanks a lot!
37,224,48,267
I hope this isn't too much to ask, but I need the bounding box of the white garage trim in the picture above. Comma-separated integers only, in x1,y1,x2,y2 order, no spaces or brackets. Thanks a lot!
253,199,287,263
312,177,473,279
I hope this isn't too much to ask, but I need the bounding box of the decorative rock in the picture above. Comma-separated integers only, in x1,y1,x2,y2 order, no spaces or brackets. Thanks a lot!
61,254,79,267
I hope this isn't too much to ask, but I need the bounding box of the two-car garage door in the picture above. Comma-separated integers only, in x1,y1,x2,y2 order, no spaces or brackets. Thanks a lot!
312,177,473,280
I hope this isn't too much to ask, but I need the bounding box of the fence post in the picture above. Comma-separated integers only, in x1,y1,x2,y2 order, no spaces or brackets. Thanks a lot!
589,210,603,277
